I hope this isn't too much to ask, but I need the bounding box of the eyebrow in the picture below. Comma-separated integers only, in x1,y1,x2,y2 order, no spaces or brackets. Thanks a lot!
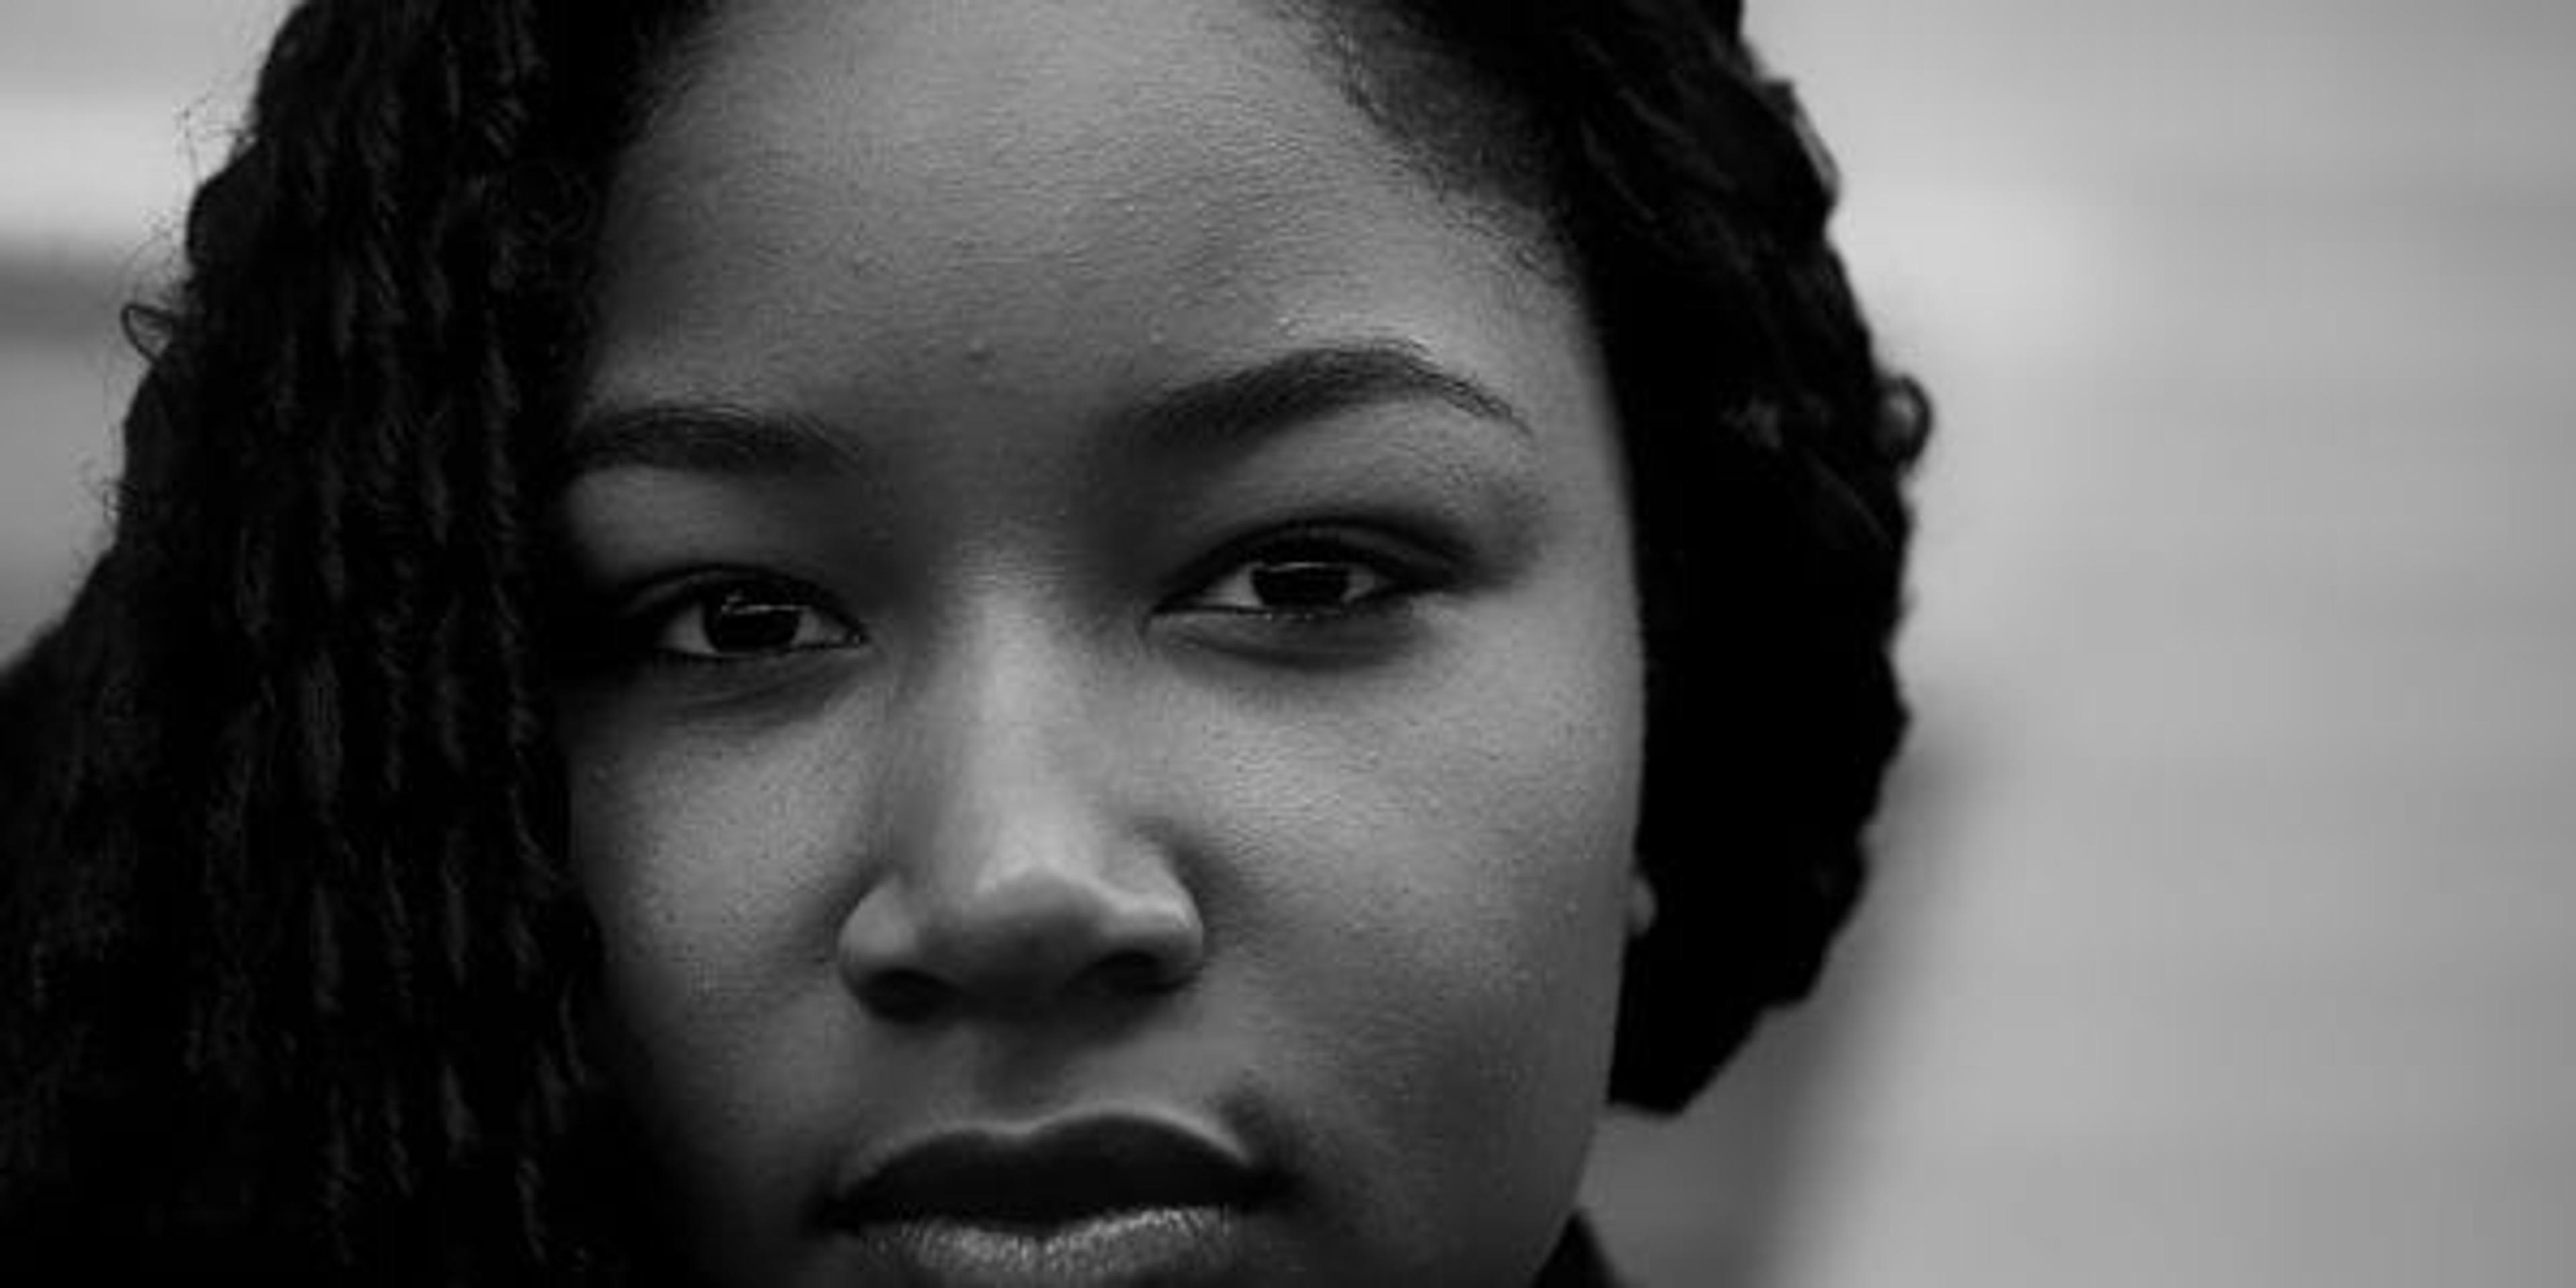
561,339,1527,480
559,401,857,479
1118,339,1531,453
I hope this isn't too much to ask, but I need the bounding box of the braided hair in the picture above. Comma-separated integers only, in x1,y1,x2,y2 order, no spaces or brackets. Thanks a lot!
0,1,697,1277
0,0,1923,1277
1314,0,1928,1113
1474,3,1929,1110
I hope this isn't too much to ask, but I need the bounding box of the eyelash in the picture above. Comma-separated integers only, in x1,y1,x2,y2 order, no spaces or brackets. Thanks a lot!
607,572,863,668
1165,528,1437,623
598,527,1442,669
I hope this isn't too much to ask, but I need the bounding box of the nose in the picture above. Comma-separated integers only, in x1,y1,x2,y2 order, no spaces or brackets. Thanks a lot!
835,633,1204,1022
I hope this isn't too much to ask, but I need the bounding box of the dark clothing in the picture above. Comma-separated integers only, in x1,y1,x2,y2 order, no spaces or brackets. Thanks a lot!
1538,1214,1626,1287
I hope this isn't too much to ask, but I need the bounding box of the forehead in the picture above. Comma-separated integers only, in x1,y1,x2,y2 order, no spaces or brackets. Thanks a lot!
645,0,1346,219
587,0,1559,415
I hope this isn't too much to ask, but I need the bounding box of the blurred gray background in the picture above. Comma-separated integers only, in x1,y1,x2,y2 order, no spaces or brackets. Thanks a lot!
5,1,2574,1284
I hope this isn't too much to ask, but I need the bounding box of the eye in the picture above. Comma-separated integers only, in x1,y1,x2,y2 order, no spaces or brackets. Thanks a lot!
634,577,861,661
1179,535,1417,619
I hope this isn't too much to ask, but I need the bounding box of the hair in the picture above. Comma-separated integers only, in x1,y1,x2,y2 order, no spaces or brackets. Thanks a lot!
0,0,1925,1279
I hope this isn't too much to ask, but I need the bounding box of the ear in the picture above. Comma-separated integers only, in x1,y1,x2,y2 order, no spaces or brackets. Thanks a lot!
1626,867,1658,938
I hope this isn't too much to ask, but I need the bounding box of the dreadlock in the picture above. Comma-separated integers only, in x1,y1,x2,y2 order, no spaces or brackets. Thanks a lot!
1332,0,1929,1108
0,0,1923,1275
1562,3,1927,1110
1,1,696,1278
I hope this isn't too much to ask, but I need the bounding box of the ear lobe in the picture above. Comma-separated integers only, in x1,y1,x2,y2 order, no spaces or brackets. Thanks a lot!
1627,869,1658,938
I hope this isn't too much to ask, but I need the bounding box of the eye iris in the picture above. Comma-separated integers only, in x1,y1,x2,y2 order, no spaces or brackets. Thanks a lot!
701,592,806,653
1250,561,1357,610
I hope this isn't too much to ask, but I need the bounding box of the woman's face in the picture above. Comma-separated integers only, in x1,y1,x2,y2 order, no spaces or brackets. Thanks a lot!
555,0,1643,1283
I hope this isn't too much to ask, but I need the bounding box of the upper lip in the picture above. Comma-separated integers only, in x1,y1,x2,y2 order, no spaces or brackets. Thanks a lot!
826,1114,1270,1230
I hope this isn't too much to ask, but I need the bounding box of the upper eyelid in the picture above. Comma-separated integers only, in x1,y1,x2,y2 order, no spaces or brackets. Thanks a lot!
611,571,856,648
1163,525,1452,610
1193,515,1461,569
614,567,833,614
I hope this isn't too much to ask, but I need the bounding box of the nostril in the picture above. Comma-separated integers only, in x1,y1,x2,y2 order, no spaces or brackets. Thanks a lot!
1088,947,1189,999
859,966,953,1023
836,833,1210,1018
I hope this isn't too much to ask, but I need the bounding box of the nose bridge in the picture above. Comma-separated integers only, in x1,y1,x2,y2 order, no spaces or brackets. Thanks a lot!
922,612,1098,885
840,602,1201,1016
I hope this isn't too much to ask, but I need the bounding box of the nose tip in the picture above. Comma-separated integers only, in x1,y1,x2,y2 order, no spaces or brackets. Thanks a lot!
836,628,1203,1022
838,846,1206,1022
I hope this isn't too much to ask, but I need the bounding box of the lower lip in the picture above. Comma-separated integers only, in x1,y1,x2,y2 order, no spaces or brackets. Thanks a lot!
845,1205,1245,1286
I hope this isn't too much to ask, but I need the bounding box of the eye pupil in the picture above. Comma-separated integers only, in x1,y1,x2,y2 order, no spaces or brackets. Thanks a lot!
1250,561,1356,609
702,592,806,653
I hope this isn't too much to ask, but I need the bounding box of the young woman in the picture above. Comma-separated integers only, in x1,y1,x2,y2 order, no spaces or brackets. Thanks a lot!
0,0,1925,1282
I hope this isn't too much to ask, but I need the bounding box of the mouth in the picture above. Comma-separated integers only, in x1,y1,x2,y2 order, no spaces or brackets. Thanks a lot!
824,1113,1273,1285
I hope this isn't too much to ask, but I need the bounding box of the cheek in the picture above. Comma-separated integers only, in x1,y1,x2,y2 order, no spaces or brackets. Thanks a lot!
559,709,866,1249
569,720,847,1022
1210,582,1646,1270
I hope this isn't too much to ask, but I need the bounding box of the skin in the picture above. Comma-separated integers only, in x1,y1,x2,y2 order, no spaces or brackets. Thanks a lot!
553,0,1645,1282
